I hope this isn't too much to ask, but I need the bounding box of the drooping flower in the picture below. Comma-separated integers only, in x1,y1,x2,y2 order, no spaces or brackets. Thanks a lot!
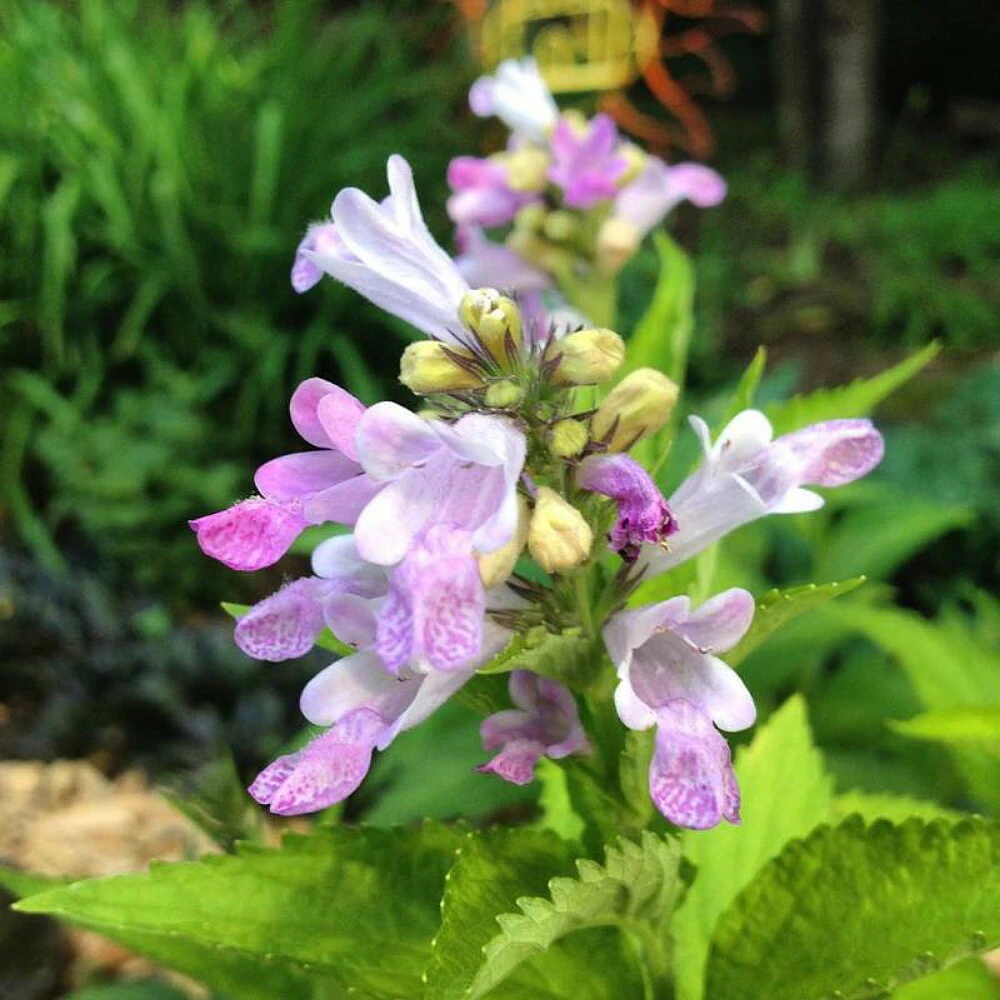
644,411,885,574
468,57,559,143
295,155,470,338
603,588,756,829
479,671,590,785
548,113,629,208
191,379,378,571
578,454,677,562
612,158,727,240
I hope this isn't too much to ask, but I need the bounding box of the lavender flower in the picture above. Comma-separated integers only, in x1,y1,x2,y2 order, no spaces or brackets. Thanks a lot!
468,57,559,143
548,113,630,208
603,588,756,829
479,671,590,785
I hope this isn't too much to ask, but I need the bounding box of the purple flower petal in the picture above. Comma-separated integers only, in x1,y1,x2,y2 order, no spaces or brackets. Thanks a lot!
649,699,740,829
189,497,306,571
478,738,547,785
779,419,885,487
235,577,331,661
255,451,361,502
249,708,387,816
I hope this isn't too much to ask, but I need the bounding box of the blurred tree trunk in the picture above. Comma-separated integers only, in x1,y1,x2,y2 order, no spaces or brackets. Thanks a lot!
821,0,880,189
775,0,819,171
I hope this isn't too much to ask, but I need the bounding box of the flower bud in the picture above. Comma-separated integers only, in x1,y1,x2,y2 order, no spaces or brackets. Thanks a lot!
504,147,550,192
546,328,625,387
459,287,523,363
484,380,524,409
543,210,579,243
478,495,529,587
513,203,547,233
548,418,589,458
528,487,593,573
617,144,647,186
596,218,640,275
591,368,679,451
399,341,482,395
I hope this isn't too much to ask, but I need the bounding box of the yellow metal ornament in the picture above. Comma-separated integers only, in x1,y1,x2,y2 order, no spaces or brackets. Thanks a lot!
473,0,658,94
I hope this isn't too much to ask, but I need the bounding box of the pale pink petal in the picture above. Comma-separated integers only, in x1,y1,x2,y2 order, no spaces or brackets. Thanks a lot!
675,588,755,653
302,475,384,526
355,403,440,481
779,419,885,487
316,390,367,462
478,738,546,785
254,451,360,502
299,650,414,727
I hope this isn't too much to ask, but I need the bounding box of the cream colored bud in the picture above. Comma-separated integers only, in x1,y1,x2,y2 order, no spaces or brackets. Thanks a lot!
618,144,648,185
546,328,625,387
596,218,641,275
459,287,523,363
399,341,482,395
513,203,547,233
484,380,523,409
591,368,679,451
528,487,593,573
543,210,579,243
548,418,589,458
478,495,529,587
504,147,550,192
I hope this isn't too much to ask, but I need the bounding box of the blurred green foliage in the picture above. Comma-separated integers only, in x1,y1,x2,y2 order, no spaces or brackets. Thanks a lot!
0,0,471,598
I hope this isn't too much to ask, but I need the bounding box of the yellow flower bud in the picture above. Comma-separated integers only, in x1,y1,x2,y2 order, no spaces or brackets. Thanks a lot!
478,495,529,587
543,210,579,243
548,418,589,458
546,328,625,387
459,287,523,363
399,341,482,395
513,203,547,233
618,143,647,186
527,487,593,573
484,380,523,409
595,218,640,275
504,147,550,192
591,368,679,451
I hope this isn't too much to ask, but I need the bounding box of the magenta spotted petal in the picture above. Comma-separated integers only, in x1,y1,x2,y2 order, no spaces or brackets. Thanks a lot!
234,577,332,662
649,699,740,830
189,498,307,572
249,708,387,816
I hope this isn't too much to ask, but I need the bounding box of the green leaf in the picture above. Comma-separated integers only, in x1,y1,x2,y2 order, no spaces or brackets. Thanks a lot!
424,827,576,999
476,629,597,684
221,601,352,657
63,982,193,1000
468,832,685,999
16,825,465,1000
624,231,694,386
890,708,1000,751
832,790,963,823
536,758,587,844
765,341,940,435
705,817,1000,1000
892,958,1000,1000
717,347,767,430
726,577,866,667
0,865,70,900
671,696,834,1000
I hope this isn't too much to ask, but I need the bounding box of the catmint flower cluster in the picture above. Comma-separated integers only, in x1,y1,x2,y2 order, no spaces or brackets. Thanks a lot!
194,149,883,831
451,58,727,316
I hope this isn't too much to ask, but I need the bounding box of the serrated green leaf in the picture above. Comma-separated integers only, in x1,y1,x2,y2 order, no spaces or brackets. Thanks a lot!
536,759,587,844
832,790,963,823
476,629,597,684
16,825,465,999
726,577,866,667
765,341,940,435
890,708,1000,750
424,827,577,999
468,832,685,999
706,817,1000,1000
717,347,767,430
671,696,834,1000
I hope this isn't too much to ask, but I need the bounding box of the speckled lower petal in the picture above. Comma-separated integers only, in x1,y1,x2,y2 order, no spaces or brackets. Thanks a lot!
189,497,306,571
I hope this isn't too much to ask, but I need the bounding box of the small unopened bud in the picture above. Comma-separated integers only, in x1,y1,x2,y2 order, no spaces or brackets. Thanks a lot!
459,287,523,363
478,495,529,587
591,368,679,451
546,328,625,387
618,144,647,185
596,218,640,275
504,148,550,192
484,380,523,409
513,203,547,233
543,210,579,243
548,419,589,458
399,341,482,395
528,487,593,573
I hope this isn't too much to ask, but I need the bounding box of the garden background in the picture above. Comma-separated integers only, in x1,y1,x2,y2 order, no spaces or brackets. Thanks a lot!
0,0,998,996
